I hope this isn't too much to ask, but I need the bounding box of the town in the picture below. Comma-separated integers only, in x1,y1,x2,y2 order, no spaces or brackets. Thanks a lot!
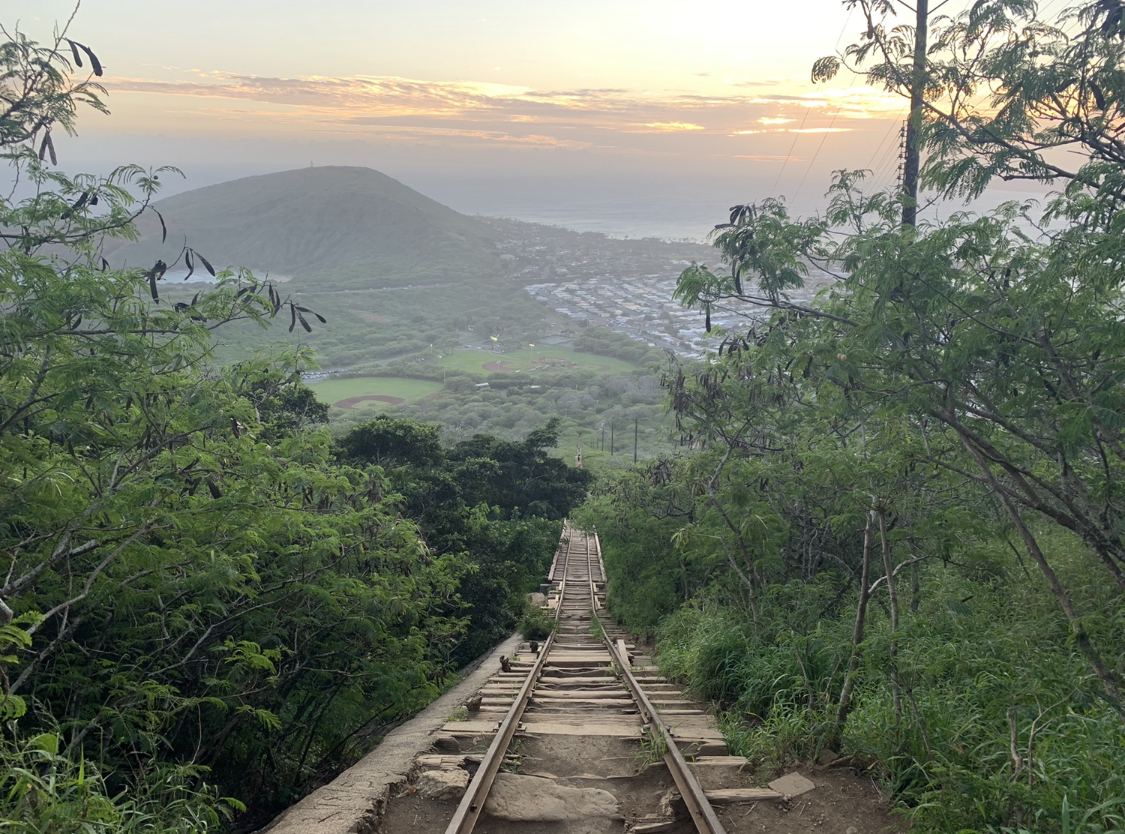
479,216,832,356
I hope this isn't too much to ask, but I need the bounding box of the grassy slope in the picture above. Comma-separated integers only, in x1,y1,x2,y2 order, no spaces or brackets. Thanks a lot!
439,347,638,375
113,167,557,371
118,166,675,456
307,376,444,405
106,166,499,288
205,281,557,372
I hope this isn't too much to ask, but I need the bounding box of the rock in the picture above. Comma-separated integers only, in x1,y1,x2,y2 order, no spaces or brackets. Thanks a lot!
658,788,683,817
484,772,620,822
529,592,547,606
846,827,859,834
817,748,839,765
432,736,460,753
416,768,469,801
768,771,816,797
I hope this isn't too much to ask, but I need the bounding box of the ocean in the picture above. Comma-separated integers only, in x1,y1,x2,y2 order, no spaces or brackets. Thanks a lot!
405,175,1052,244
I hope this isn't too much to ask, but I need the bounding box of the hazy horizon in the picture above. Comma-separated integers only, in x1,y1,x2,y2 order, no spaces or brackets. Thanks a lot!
55,134,1048,245
16,0,1046,242
15,0,927,240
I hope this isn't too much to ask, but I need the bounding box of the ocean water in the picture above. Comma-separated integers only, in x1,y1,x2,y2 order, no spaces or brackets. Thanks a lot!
457,193,729,243
402,176,764,244
407,175,1051,244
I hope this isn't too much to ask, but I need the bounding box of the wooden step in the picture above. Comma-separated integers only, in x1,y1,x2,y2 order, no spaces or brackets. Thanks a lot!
704,788,784,803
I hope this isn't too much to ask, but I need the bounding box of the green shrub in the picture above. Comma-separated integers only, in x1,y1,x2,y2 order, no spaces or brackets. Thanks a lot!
646,558,1125,833
518,602,554,640
0,729,240,834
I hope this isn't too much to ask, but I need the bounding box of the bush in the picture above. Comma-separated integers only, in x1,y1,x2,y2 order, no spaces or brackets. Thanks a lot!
518,602,554,641
0,729,239,834
649,560,1125,833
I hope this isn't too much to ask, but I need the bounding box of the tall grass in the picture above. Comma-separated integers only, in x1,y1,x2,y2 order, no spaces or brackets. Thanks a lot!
0,729,238,833
652,554,1125,833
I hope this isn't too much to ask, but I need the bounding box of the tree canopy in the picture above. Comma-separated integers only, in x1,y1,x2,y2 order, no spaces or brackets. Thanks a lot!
581,1,1125,830
0,24,581,831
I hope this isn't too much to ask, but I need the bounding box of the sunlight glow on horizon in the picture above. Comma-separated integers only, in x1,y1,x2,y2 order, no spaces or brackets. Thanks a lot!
10,0,951,216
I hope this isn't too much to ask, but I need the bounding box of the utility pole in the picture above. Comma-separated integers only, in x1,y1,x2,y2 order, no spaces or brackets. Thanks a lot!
896,123,907,191
633,418,638,465
610,423,614,456
901,0,929,228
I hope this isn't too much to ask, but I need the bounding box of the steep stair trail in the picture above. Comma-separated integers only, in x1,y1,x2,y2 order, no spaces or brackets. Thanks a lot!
263,526,903,834
375,525,796,834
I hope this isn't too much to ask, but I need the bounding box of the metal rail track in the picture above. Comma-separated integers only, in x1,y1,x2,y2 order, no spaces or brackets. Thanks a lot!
443,525,726,834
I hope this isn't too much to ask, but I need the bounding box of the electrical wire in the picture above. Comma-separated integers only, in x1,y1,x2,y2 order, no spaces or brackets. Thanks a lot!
791,90,850,204
865,118,903,171
768,7,854,201
769,107,811,198
871,136,904,193
871,129,902,182
870,116,908,189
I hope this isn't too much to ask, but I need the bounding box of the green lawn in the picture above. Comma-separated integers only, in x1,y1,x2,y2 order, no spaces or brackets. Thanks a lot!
309,376,444,410
440,346,638,376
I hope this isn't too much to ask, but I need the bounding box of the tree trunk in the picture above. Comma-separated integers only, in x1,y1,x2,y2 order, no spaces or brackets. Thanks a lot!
877,508,902,726
962,437,1125,718
832,513,874,747
902,0,929,227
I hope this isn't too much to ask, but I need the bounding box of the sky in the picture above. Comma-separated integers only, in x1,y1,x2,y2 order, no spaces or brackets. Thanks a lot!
11,0,1003,238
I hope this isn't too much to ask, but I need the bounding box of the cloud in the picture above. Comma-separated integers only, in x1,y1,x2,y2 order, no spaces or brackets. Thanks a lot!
636,121,706,132
734,154,800,161
99,71,902,164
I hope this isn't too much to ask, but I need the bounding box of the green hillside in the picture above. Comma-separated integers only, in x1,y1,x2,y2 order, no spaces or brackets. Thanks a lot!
105,166,499,288
105,165,671,451
107,166,560,372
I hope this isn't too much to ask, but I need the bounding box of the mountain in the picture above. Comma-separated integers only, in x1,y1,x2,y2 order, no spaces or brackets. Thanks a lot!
106,166,500,288
101,166,554,371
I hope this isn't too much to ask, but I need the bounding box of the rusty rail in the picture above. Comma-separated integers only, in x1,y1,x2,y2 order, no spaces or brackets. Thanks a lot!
444,528,725,834
593,526,727,834
442,526,574,834
604,634,727,834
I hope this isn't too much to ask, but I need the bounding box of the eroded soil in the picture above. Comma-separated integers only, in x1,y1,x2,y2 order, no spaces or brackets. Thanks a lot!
377,730,905,834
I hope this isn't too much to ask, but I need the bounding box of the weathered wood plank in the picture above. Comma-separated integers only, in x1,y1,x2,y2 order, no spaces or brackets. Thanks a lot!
518,721,641,737
686,756,750,766
704,788,784,803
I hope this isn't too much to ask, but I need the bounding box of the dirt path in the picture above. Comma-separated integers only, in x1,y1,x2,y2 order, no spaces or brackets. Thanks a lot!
375,641,906,834
263,526,906,834
262,649,904,834
714,766,902,834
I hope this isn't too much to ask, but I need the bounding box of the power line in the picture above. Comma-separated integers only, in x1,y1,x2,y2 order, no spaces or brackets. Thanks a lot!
769,106,811,198
865,117,903,171
791,91,849,204
871,144,901,192
768,7,853,200
863,117,906,192
870,123,906,190
873,123,907,192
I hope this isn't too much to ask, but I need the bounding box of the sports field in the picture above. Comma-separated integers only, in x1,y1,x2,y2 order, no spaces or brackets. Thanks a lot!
309,376,444,410
440,347,637,375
